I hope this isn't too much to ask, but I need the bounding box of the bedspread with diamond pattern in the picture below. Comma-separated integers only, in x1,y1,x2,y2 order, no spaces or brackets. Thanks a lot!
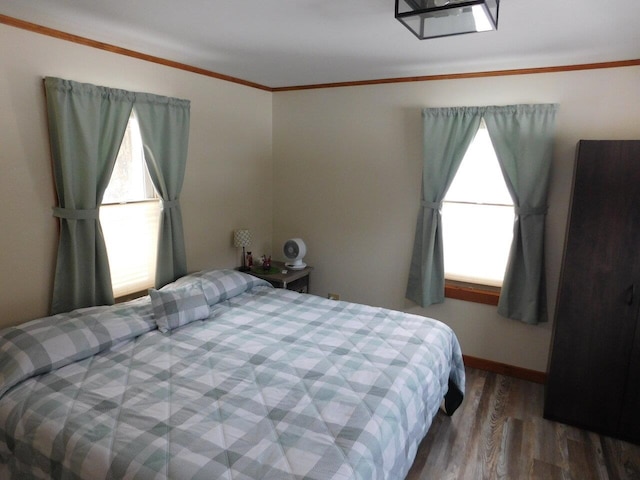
0,284,464,479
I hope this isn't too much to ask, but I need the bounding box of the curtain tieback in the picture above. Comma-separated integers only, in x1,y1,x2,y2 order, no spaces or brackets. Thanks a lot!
52,207,99,220
162,199,180,210
515,205,548,216
421,200,442,210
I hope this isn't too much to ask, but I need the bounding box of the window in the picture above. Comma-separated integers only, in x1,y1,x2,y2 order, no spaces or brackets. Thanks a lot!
100,113,160,297
442,120,514,288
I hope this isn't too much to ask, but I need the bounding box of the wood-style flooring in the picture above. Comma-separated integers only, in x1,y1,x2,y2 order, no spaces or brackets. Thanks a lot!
406,367,640,480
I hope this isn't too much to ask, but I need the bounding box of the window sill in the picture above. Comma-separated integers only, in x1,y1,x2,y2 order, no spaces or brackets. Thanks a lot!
115,289,149,304
445,280,500,306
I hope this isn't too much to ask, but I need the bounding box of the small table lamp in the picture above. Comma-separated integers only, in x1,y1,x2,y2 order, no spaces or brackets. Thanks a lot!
233,229,252,272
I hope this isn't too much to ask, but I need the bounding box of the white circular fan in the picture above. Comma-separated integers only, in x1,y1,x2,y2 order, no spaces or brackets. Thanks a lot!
283,238,307,270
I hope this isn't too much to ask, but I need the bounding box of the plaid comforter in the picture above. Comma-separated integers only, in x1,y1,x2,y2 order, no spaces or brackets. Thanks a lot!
0,271,464,479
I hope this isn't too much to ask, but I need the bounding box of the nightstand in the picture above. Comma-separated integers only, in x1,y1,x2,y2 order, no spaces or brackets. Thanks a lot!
248,261,312,293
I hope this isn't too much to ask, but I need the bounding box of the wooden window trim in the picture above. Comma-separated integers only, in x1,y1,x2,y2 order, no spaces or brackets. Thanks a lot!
115,289,148,303
445,280,500,306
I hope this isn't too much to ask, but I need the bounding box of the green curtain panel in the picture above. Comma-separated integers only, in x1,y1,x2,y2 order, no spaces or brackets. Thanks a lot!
406,107,483,306
45,77,134,314
134,94,191,288
45,77,191,314
484,104,559,324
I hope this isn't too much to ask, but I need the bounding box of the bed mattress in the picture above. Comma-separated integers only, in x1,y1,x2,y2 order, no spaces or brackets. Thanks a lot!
0,270,464,479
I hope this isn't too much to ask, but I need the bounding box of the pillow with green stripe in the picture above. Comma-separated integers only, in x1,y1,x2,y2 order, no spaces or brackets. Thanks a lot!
149,281,209,333
0,302,154,399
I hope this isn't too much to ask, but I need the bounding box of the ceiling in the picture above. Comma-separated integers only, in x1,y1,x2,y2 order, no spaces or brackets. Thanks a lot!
1,0,639,89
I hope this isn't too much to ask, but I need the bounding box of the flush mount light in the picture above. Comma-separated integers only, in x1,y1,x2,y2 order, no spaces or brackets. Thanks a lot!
395,0,499,40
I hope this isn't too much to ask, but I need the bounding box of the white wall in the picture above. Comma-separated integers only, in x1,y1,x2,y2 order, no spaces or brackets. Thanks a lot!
0,24,273,329
3,20,640,373
272,67,640,372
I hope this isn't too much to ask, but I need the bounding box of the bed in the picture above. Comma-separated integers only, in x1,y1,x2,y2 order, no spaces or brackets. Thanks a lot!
0,269,464,479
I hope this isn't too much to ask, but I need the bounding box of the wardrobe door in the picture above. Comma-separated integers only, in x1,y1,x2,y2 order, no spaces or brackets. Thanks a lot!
620,309,640,443
545,141,640,437
617,142,640,442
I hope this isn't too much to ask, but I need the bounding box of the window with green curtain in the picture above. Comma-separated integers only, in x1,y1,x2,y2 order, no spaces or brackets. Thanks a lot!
406,104,558,325
44,77,191,314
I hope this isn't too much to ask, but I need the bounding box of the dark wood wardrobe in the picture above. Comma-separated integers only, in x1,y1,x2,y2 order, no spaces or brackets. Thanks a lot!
545,140,640,443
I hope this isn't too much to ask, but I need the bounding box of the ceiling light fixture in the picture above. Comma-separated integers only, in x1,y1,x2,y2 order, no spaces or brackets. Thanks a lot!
395,0,499,40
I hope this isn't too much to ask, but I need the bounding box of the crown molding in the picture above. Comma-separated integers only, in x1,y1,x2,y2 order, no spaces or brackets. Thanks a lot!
2,14,639,93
